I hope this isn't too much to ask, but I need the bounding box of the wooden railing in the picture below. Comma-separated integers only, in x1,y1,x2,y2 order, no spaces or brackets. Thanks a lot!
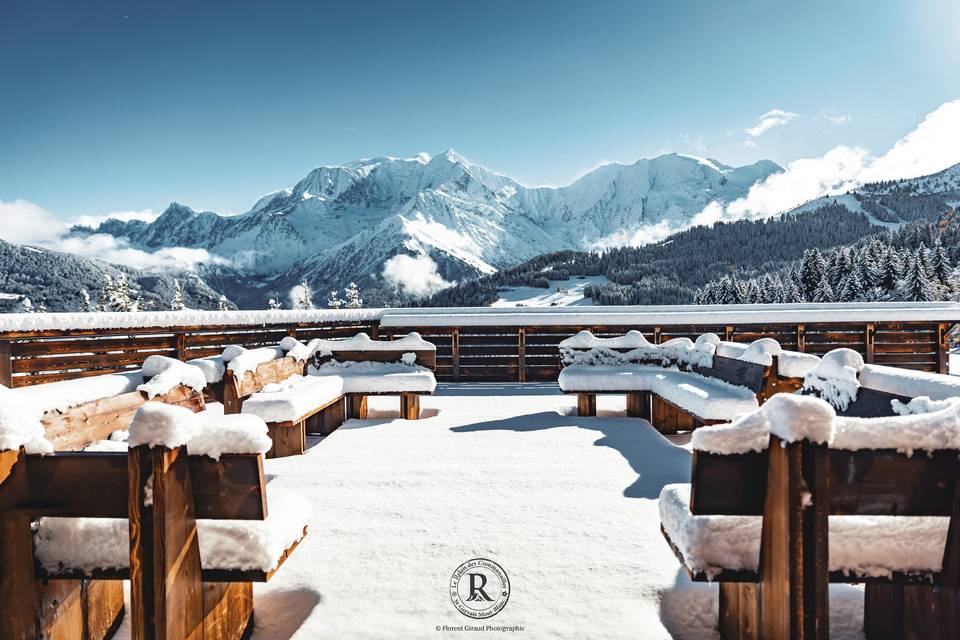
0,304,957,387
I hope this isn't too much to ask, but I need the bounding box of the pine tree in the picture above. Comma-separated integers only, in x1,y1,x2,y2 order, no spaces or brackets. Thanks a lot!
785,278,805,303
295,280,314,310
36,301,47,313
344,282,363,309
799,249,827,299
268,297,283,310
877,247,903,291
827,248,852,290
171,279,185,311
813,275,834,302
327,290,343,309
217,295,230,311
896,251,935,301
80,288,92,312
836,270,864,302
108,273,133,312
929,239,951,284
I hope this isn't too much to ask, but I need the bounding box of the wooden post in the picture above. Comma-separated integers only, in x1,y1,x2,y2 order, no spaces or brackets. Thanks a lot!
0,448,39,639
719,582,760,640
174,333,187,361
400,393,420,420
796,324,806,353
128,445,205,640
759,435,829,640
653,327,662,345
725,326,734,341
347,395,368,420
0,340,12,387
517,328,526,383
938,322,950,374
286,327,297,338
865,323,875,365
577,393,596,417
626,391,650,420
452,328,460,382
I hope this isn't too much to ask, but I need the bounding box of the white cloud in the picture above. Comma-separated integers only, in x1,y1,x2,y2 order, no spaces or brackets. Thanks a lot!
382,253,452,297
698,98,960,224
591,220,678,249
680,134,707,154
70,209,159,229
0,200,224,271
744,109,799,137
743,139,759,149
0,199,67,244
818,110,852,126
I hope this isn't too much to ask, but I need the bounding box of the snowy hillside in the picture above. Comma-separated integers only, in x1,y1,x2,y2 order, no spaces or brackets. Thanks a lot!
0,239,227,312
74,150,782,305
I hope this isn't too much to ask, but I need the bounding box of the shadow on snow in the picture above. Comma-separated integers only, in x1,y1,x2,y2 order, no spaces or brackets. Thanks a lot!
450,410,690,499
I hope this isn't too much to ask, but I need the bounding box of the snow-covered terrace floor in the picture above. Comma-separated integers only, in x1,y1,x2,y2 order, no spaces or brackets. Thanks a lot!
217,384,864,639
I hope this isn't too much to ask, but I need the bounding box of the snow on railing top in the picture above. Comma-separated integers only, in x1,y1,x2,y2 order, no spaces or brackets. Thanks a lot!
1,301,960,333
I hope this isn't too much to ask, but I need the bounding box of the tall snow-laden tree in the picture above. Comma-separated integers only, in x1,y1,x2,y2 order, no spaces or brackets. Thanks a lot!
799,249,827,299
80,288,92,312
295,280,314,310
345,282,363,309
171,279,185,311
217,295,230,311
836,270,864,302
268,297,283,310
813,275,835,303
929,238,951,284
896,250,935,301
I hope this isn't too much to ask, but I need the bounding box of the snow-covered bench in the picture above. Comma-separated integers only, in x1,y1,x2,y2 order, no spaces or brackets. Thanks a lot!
660,394,960,639
0,402,309,640
803,347,960,417
557,331,818,433
305,332,437,420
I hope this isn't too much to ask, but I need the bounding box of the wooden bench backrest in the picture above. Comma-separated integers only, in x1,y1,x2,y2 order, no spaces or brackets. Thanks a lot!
223,355,303,413
692,355,769,393
319,348,437,370
690,447,958,517
41,384,205,451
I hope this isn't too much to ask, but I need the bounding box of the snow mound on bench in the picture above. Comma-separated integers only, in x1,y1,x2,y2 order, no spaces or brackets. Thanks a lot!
34,488,311,574
833,400,960,455
858,364,960,401
10,372,141,415
224,345,285,376
736,338,781,366
188,414,273,460
690,409,771,455
765,394,835,445
559,330,652,349
313,332,435,352
279,337,331,362
559,331,719,368
129,402,200,449
242,374,344,423
309,360,437,394
137,355,207,398
716,341,820,378
0,400,52,454
659,483,950,580
187,355,227,384
803,349,864,410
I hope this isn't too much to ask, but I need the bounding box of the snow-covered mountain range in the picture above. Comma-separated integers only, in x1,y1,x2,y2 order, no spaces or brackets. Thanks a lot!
73,150,783,305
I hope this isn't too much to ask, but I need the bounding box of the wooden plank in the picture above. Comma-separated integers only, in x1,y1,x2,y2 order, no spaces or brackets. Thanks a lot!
400,393,420,420
347,395,368,419
577,393,596,417
0,449,41,639
719,582,759,640
626,391,650,419
691,449,959,517
266,421,306,458
21,452,267,520
201,582,253,640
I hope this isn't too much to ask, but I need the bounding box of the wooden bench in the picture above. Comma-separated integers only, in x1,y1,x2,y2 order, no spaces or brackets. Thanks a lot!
0,404,306,640
218,348,345,458
803,347,960,417
0,371,206,639
308,332,437,421
558,332,815,433
660,394,960,639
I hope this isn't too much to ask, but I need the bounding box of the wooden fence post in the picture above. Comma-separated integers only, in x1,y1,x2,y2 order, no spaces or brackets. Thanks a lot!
0,340,11,387
865,323,875,365
938,322,949,374
517,328,526,382
452,328,460,382
796,324,806,353
725,326,734,341
174,332,187,361
653,327,662,345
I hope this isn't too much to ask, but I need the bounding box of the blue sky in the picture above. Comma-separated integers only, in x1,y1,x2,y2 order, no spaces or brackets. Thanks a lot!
1,0,958,219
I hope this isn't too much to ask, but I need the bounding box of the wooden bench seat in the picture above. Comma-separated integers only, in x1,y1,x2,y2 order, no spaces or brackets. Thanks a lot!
660,394,960,639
